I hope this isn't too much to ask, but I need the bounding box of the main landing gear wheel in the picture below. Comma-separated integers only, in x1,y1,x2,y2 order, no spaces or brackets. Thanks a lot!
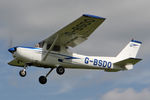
39,76,47,84
39,68,54,85
19,69,26,77
56,66,65,75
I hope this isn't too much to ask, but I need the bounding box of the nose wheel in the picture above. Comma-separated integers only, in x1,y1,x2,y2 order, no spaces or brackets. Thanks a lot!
19,64,27,77
19,69,26,77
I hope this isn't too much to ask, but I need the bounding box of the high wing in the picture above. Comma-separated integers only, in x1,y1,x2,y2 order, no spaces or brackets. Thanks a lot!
38,14,105,49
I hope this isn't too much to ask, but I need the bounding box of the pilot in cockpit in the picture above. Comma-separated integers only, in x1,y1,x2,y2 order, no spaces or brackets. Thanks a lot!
35,43,40,48
35,41,44,48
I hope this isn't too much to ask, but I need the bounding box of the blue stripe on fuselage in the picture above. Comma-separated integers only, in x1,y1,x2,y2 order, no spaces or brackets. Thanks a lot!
16,46,42,50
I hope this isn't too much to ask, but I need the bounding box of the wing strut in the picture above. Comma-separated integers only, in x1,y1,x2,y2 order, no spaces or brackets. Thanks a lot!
42,35,59,61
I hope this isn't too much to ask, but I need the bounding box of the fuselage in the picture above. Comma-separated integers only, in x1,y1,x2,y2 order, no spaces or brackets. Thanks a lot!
10,46,121,71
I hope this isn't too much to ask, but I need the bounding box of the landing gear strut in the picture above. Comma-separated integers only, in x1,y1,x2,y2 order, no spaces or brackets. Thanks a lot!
19,64,27,77
39,66,65,84
39,68,54,84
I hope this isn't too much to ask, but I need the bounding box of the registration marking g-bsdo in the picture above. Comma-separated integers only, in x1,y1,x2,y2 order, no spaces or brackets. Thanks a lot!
84,57,112,68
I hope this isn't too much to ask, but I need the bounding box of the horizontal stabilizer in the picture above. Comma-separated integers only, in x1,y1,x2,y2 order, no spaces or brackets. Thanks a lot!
114,58,142,69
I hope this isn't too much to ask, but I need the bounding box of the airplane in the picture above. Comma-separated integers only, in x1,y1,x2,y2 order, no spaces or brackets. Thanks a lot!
8,14,142,84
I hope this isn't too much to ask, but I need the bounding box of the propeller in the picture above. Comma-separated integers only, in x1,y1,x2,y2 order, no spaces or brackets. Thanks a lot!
9,35,13,48
8,33,16,53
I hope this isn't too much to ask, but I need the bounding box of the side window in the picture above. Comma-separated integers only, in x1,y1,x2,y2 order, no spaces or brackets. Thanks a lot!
46,44,60,52
46,44,51,50
53,45,60,51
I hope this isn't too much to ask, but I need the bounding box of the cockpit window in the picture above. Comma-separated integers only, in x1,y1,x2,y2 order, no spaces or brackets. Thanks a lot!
39,41,45,48
35,41,60,51
35,41,61,51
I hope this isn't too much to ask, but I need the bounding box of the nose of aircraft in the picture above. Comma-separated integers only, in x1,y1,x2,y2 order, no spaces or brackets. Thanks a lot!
8,47,17,53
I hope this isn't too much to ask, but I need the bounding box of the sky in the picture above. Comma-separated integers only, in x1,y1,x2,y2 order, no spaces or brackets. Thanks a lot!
0,0,150,100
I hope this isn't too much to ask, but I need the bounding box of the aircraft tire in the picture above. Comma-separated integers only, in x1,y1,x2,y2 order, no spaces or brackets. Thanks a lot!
56,66,65,75
39,76,47,84
19,70,26,77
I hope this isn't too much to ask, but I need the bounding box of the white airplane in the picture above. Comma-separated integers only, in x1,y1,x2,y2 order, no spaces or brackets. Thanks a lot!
8,14,142,84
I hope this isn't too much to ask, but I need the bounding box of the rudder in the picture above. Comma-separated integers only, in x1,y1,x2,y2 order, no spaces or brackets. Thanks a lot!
116,39,142,60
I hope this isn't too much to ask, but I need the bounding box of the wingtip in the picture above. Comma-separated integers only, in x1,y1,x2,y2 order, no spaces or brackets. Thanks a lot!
83,14,106,19
131,39,142,44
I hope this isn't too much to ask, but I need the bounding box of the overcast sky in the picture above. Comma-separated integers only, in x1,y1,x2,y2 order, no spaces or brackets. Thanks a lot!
0,0,150,100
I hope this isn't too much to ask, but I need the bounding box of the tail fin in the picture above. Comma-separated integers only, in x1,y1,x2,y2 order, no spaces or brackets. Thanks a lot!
116,39,142,60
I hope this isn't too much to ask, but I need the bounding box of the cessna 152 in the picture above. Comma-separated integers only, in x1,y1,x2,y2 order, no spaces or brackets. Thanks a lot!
8,14,142,84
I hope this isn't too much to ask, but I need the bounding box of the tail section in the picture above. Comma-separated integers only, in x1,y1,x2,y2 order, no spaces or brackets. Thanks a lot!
114,39,142,70
116,39,142,60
